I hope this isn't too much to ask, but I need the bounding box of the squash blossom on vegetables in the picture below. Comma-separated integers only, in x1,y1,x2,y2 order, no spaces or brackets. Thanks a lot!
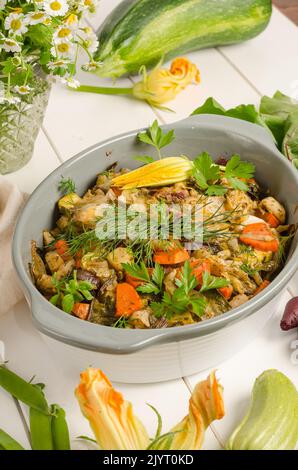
75,58,200,107
112,157,194,189
75,368,224,450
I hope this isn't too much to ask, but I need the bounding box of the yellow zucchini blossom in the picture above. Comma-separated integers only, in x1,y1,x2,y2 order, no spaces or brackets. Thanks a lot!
133,57,200,106
75,368,150,450
155,371,225,450
75,368,224,451
112,156,193,189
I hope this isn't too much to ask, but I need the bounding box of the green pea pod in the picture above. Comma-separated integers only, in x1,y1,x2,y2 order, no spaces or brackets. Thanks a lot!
30,407,54,450
51,404,71,450
0,366,49,414
226,369,298,450
0,429,24,450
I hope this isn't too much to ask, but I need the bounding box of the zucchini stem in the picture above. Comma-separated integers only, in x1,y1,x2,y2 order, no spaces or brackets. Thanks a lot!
73,85,134,95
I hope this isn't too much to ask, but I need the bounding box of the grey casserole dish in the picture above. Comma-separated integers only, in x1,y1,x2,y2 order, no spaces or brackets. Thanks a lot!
12,115,298,358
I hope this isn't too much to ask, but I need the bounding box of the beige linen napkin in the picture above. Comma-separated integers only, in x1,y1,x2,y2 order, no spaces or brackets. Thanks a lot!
0,177,27,316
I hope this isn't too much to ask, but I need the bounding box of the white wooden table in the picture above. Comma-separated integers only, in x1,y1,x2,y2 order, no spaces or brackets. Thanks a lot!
1,2,298,450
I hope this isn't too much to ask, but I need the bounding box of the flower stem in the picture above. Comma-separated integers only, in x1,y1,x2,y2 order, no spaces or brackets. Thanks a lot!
74,85,134,95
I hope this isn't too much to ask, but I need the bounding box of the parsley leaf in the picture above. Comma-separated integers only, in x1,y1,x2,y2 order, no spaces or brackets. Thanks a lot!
192,152,224,195
224,155,255,191
58,177,76,195
138,120,175,159
200,271,229,293
122,262,164,295
122,262,150,282
133,155,155,164
50,270,95,314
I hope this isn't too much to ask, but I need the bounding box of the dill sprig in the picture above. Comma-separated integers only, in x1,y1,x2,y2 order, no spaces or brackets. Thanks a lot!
58,177,76,195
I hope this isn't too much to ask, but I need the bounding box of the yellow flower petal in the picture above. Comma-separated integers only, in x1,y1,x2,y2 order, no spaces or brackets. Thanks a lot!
155,371,224,450
112,157,193,189
75,368,150,450
132,57,200,106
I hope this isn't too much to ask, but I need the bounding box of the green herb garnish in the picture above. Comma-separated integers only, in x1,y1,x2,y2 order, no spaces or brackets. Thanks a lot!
192,152,255,195
151,261,206,319
50,271,95,313
199,271,230,293
138,120,175,159
122,262,165,295
58,177,76,195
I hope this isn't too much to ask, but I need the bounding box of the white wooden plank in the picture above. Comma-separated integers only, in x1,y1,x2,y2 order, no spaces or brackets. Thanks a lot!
0,343,31,450
4,129,60,194
218,8,298,97
186,290,298,448
85,0,122,31
43,48,157,162
0,301,221,449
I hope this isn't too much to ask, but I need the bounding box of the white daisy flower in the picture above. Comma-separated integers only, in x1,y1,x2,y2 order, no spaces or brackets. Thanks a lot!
78,0,98,13
81,60,101,72
78,28,98,54
14,85,32,95
66,77,80,89
4,13,28,35
47,58,68,70
44,0,69,17
0,0,7,11
63,13,79,30
27,11,49,25
2,38,22,53
53,26,73,44
51,41,75,59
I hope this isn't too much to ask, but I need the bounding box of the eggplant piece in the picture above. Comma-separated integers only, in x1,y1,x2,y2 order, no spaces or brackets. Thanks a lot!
76,269,101,289
88,297,115,326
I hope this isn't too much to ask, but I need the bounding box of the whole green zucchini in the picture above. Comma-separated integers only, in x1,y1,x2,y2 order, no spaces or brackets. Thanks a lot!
94,0,272,78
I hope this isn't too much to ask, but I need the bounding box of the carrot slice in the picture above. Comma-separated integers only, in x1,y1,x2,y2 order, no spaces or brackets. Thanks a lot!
191,260,211,284
218,285,233,300
263,212,280,228
55,239,70,260
254,280,270,296
116,283,142,317
153,248,190,265
240,223,279,252
72,303,90,320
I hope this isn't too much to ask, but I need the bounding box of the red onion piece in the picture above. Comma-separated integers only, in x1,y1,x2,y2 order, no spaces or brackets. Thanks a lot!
280,297,298,331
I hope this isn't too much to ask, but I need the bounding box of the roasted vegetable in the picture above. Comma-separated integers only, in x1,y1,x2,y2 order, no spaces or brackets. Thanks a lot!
226,370,298,450
94,0,272,78
116,283,143,317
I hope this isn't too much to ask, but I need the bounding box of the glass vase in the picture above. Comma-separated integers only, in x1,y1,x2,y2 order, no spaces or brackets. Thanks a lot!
0,77,51,175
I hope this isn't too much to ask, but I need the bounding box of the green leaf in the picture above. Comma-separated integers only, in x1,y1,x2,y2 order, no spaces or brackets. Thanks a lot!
206,184,227,196
50,294,59,306
192,152,223,194
79,290,93,301
137,283,159,294
138,120,175,157
151,263,165,290
122,262,150,282
134,155,155,164
225,155,255,180
58,177,76,195
175,260,198,294
200,271,229,293
190,296,207,318
0,429,24,450
62,294,74,313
